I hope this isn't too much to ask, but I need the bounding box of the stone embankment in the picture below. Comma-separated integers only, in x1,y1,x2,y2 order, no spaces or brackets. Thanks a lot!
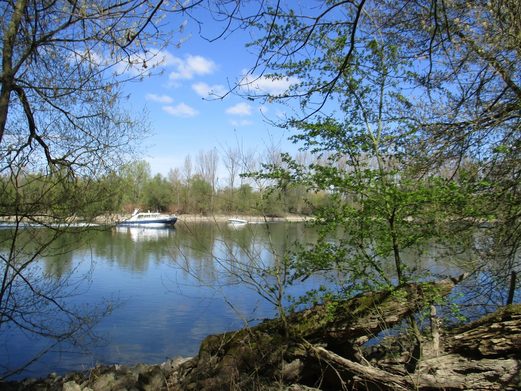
2,358,191,391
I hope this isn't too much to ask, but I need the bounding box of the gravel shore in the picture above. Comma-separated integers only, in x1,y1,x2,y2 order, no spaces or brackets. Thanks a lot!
175,214,313,223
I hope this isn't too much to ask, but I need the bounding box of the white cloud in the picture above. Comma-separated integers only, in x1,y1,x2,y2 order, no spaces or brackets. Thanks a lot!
169,55,216,80
162,103,199,118
240,73,299,95
70,49,104,67
192,82,227,98
226,102,252,116
145,93,174,104
148,49,178,67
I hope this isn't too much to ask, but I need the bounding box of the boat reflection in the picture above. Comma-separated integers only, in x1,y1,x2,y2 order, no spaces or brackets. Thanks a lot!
114,226,175,242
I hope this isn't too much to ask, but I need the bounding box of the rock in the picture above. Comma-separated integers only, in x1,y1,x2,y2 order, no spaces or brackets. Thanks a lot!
161,357,191,374
91,373,116,390
281,359,303,382
285,385,321,391
62,381,81,391
137,366,165,391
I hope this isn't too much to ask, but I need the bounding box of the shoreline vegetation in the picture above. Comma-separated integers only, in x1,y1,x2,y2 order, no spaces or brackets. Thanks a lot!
3,279,520,390
1,0,518,389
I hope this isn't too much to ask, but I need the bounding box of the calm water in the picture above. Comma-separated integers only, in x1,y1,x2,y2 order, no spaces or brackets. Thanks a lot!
0,221,515,380
0,221,324,380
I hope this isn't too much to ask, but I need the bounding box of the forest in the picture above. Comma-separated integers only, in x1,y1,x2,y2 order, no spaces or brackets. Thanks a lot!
0,151,325,217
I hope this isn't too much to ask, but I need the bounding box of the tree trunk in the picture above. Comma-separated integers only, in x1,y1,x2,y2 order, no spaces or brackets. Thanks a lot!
174,278,463,391
0,0,29,144
307,304,521,390
507,271,517,305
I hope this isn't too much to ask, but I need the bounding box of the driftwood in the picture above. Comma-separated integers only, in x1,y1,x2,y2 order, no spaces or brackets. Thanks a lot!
305,304,521,390
306,344,412,390
446,305,521,357
417,354,520,390
305,345,520,391
415,304,521,390
174,278,461,391
283,278,458,347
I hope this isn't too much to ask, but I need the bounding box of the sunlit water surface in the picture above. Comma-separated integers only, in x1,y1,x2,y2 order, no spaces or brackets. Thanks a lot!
1,222,322,379
0,221,516,380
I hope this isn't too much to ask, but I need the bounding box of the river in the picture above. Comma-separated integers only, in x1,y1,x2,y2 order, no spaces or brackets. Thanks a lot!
0,221,323,380
0,221,514,380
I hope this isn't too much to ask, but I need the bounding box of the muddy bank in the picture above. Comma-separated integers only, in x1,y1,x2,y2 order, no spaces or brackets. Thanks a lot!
1,358,191,391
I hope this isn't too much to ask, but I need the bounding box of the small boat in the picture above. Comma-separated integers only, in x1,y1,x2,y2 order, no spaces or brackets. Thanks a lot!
118,209,177,228
227,218,248,225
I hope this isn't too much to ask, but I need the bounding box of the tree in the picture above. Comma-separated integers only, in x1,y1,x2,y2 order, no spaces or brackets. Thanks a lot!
119,160,152,210
209,0,519,306
192,1,519,375
221,144,241,212
0,0,199,378
168,167,183,212
188,175,213,215
196,148,219,212
143,173,172,211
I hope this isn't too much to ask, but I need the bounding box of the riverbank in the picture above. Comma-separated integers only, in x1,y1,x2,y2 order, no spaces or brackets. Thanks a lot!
175,213,313,223
4,281,519,390
1,358,313,391
92,213,313,225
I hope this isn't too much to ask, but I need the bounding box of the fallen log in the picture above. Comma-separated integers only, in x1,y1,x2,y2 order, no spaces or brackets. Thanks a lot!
417,354,520,390
446,304,521,358
174,278,461,391
306,344,412,391
303,306,521,390
414,304,521,390
307,344,521,391
283,277,460,347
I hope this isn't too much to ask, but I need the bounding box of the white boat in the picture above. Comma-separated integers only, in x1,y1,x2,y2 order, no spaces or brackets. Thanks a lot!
227,218,248,225
118,210,177,228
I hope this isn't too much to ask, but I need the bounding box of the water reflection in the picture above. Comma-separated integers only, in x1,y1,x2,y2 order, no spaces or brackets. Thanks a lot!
0,222,321,379
115,226,175,242
0,222,517,380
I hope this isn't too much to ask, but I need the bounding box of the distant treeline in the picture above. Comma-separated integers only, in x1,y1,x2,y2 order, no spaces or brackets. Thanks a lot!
0,156,326,218
113,158,326,216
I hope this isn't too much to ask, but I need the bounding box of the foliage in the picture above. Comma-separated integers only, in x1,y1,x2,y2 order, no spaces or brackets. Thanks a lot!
219,0,520,309
0,0,199,378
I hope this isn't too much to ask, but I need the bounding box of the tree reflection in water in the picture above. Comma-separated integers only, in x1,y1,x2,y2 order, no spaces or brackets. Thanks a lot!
0,222,516,380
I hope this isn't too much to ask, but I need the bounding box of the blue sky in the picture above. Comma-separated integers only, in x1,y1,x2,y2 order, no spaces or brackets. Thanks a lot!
121,11,299,177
